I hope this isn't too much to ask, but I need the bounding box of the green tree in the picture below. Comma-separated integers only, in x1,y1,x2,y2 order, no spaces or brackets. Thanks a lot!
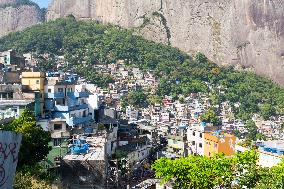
245,120,258,141
201,108,221,126
127,89,147,107
195,52,208,63
0,109,51,167
37,57,56,72
260,103,275,120
232,150,260,188
152,151,260,189
178,96,185,104
147,95,162,105
14,164,55,189
256,160,284,189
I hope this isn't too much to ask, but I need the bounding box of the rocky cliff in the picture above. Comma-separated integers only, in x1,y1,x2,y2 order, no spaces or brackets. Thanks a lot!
0,0,17,4
47,0,283,86
0,0,42,37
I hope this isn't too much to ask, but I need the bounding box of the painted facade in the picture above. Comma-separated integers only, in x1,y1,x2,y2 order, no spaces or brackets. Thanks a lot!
21,72,45,117
43,79,93,141
204,132,236,157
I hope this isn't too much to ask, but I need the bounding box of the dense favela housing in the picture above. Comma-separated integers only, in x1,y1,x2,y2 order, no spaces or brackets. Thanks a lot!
1,48,284,189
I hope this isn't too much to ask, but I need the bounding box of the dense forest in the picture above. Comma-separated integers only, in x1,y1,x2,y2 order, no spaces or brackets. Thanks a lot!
1,16,284,120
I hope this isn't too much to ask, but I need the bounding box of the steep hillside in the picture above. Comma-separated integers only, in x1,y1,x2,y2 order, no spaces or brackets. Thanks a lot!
0,0,42,37
1,17,284,119
46,0,284,86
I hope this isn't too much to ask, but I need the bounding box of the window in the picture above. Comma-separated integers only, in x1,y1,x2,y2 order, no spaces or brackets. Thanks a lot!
67,88,72,92
8,93,13,99
58,88,63,93
54,124,62,130
36,80,40,84
192,141,195,145
199,133,202,138
199,143,202,148
53,138,62,147
2,93,7,99
214,143,217,148
48,89,51,93
193,131,195,136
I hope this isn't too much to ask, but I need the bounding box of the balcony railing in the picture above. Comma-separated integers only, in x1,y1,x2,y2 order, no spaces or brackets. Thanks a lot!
68,116,92,127
45,93,65,99
67,92,89,98
54,104,89,112
54,105,70,112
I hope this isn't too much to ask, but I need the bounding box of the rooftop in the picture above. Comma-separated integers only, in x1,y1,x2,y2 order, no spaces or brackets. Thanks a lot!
64,135,107,161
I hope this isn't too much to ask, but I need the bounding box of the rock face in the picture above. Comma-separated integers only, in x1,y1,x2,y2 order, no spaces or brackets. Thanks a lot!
0,1,42,37
47,0,284,85
0,0,17,4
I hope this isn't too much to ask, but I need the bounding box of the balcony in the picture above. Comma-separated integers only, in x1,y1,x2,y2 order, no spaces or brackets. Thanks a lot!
168,135,187,141
45,103,54,111
54,104,89,112
68,116,92,127
67,92,89,98
45,93,65,99
54,105,70,112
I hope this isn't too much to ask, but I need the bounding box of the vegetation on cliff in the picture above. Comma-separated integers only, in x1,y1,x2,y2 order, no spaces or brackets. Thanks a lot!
0,17,284,120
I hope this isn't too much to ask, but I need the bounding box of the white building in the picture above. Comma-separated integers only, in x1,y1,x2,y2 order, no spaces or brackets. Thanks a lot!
187,123,205,155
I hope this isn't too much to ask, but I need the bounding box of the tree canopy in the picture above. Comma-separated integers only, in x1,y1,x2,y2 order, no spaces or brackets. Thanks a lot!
152,151,284,189
0,109,51,167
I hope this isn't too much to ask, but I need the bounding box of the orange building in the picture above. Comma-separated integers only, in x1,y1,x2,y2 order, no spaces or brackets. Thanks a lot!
204,131,236,157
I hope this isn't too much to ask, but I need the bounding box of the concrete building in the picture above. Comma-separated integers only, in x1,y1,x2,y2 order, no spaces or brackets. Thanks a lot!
204,131,236,157
0,84,39,119
166,126,188,158
0,50,25,68
43,79,92,141
257,141,284,168
187,123,205,156
21,72,45,117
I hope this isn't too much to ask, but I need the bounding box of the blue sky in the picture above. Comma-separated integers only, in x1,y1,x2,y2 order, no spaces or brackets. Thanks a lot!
32,0,50,8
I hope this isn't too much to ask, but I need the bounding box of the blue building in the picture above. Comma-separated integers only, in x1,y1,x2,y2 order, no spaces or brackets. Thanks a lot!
42,78,93,144
257,140,284,167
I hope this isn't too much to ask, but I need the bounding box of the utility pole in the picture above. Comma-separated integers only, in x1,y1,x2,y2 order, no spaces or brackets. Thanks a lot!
127,161,130,189
105,138,109,189
116,159,119,188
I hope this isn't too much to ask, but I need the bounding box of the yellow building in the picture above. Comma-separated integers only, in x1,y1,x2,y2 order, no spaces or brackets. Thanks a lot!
204,131,236,157
21,72,45,117
21,72,45,92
